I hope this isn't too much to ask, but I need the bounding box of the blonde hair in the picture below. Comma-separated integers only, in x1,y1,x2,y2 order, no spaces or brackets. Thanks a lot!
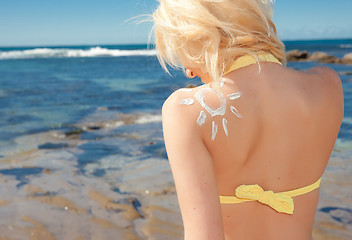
153,0,286,82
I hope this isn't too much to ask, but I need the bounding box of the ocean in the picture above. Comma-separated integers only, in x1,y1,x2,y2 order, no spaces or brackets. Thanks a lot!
0,39,352,158
0,39,351,239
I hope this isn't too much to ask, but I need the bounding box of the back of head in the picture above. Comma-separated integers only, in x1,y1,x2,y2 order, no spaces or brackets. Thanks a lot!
153,0,286,82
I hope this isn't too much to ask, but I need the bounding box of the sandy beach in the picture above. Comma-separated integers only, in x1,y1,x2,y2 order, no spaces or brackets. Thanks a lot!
0,111,351,240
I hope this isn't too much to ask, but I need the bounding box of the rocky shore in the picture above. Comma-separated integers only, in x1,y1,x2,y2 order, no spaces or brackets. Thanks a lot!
286,50,352,64
0,110,351,240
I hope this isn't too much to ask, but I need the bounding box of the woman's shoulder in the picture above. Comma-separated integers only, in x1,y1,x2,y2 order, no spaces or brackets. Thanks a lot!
163,87,196,112
162,84,213,110
162,86,205,128
305,66,344,116
306,66,342,86
162,86,207,155
281,66,343,108
303,66,342,95
163,87,195,107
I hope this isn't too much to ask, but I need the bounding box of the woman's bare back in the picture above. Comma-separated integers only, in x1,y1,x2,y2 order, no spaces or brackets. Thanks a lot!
162,62,343,239
198,63,344,239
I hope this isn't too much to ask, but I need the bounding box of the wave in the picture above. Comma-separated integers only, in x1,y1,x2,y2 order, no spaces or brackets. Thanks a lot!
0,47,157,59
103,114,162,128
135,114,162,124
340,44,352,49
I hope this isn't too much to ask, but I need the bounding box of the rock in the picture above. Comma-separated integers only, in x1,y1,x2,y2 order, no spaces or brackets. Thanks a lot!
86,126,101,130
338,71,352,76
309,52,342,64
43,168,51,174
342,52,352,64
309,52,329,61
97,107,108,111
286,50,310,61
65,128,84,136
38,142,70,149
185,83,197,88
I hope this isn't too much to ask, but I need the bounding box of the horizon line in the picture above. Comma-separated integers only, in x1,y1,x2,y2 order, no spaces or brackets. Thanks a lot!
0,37,352,48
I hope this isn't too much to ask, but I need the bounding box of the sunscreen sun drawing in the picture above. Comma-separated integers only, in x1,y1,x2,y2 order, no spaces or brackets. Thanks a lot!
178,85,243,141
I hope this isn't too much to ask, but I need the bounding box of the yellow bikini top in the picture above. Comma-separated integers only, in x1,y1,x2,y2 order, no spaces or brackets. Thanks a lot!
219,53,321,215
219,178,321,215
223,53,282,75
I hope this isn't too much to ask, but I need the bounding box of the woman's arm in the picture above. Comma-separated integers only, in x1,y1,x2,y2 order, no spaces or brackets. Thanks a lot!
162,92,225,240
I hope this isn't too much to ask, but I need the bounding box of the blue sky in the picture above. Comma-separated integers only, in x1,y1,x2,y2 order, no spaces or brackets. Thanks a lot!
0,0,351,46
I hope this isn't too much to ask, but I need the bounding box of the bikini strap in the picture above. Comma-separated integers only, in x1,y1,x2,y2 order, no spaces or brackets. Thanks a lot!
220,178,321,202
281,178,321,197
223,53,282,76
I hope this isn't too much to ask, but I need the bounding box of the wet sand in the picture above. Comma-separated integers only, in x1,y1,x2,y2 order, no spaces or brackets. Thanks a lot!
0,112,351,239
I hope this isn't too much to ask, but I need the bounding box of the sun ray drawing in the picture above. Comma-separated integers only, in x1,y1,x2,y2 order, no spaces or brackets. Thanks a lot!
178,86,243,141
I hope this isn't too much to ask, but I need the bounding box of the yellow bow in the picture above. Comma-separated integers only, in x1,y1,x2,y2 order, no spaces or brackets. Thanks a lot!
235,184,294,214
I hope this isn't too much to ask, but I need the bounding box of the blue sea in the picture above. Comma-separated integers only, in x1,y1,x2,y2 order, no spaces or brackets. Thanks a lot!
0,39,352,239
0,39,352,159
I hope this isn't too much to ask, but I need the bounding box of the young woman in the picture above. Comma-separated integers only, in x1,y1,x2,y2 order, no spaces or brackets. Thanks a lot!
153,0,344,239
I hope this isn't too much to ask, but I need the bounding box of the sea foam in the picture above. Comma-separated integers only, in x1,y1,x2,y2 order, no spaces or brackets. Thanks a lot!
135,114,162,124
340,44,352,49
0,47,156,59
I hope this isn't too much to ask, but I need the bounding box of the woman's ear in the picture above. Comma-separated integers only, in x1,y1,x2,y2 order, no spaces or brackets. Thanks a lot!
186,69,196,79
